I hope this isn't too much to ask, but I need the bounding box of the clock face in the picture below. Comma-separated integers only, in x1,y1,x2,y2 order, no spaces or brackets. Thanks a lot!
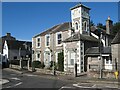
73,9,79,16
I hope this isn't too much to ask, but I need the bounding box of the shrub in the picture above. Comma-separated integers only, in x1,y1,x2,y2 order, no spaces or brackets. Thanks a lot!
49,61,57,70
58,51,64,71
32,61,41,68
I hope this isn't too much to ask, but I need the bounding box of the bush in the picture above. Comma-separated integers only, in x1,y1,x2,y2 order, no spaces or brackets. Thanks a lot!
58,51,64,71
49,61,57,70
32,61,41,68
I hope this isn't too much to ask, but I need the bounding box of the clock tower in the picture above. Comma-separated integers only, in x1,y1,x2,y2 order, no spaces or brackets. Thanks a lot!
70,3,91,35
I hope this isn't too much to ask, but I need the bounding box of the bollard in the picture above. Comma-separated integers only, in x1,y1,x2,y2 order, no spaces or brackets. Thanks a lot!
114,71,118,79
74,63,77,77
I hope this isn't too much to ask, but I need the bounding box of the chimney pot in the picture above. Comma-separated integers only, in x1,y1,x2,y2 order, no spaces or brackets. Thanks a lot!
6,33,11,37
108,16,110,20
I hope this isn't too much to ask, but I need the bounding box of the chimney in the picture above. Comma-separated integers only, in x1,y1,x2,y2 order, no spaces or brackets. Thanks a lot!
106,16,113,35
6,33,11,37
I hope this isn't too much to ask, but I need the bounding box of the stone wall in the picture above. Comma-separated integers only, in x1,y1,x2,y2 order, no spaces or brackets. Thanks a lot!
87,70,115,78
111,44,119,71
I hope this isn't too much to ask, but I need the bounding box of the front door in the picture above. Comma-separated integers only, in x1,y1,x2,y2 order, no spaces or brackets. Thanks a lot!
44,52,51,68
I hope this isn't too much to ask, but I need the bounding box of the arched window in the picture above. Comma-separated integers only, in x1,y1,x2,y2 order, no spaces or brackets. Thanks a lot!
75,22,78,30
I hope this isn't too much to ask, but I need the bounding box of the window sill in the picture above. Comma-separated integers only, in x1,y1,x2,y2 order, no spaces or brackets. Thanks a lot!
56,44,62,47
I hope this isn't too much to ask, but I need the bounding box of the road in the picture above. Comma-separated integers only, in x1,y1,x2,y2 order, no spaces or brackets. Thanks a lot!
2,68,119,90
2,69,73,89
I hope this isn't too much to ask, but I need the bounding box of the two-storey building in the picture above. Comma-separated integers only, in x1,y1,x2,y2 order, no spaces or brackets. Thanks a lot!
32,22,71,68
32,3,115,76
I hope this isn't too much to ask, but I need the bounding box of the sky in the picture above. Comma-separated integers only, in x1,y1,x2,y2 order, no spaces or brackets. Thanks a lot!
2,2,118,41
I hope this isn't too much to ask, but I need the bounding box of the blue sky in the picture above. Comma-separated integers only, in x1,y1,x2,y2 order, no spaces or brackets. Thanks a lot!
2,2,118,41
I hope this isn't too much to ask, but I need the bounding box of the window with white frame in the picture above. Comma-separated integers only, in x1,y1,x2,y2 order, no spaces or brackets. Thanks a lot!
36,53,40,61
56,32,62,45
36,37,41,48
56,52,59,63
45,34,50,47
68,52,75,66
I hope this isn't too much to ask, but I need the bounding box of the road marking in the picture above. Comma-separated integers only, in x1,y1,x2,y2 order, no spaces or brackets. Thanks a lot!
105,86,118,88
59,86,75,90
6,82,22,88
73,84,92,88
92,84,96,87
26,74,37,77
13,82,22,87
10,77,20,80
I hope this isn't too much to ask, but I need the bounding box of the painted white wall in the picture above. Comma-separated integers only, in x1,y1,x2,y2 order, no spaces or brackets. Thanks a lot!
91,32,105,47
104,58,112,70
3,40,8,59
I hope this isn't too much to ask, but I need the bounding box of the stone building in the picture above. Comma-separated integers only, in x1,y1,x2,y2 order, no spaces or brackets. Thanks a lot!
32,3,115,76
32,22,71,68
111,30,120,72
0,33,16,54
1,33,32,63
63,4,99,74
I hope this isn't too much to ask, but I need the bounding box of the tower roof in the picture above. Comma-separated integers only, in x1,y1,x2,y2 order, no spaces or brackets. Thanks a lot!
70,3,91,10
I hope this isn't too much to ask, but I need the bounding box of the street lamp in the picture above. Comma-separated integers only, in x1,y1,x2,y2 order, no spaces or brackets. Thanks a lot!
99,29,103,79
52,33,56,76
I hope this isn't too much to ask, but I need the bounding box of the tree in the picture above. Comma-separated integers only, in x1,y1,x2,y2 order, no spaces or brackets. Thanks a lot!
112,22,120,36
58,51,64,71
97,23,106,30
90,20,95,26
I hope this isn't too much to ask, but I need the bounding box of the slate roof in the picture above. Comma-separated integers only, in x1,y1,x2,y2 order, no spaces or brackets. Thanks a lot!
111,30,120,44
90,26,113,37
6,40,32,50
63,33,99,42
70,3,91,10
85,46,111,56
0,34,16,53
33,22,72,38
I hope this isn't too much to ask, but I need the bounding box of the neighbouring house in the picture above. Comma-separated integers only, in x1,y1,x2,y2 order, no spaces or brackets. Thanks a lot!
0,33,16,54
32,22,71,68
111,30,120,72
85,18,116,78
85,46,113,78
90,17,114,47
3,40,32,60
1,33,32,68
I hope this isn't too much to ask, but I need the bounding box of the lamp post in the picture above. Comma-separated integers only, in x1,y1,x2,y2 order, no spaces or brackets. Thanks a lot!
99,30,103,79
32,50,35,72
53,33,56,76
